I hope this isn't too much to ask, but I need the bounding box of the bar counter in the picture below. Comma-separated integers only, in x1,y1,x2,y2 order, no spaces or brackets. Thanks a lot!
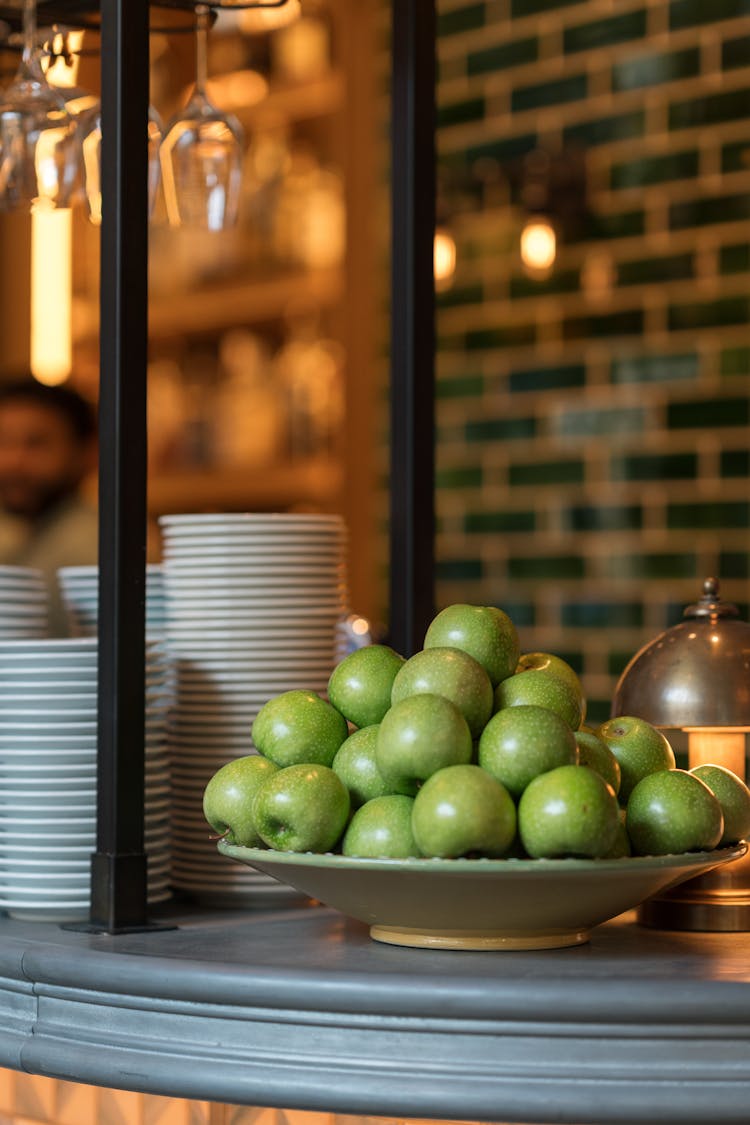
0,902,748,1124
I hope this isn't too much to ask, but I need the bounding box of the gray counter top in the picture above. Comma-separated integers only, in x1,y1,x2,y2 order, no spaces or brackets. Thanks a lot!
0,902,748,1124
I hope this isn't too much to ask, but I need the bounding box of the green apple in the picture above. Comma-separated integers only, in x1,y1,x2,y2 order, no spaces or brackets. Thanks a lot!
391,647,493,738
342,795,421,858
328,645,405,728
424,603,519,687
626,769,723,856
575,730,621,796
690,764,750,845
597,716,675,803
518,765,619,859
202,754,279,846
251,689,348,768
411,763,516,858
604,809,632,858
494,669,583,731
376,693,472,795
332,725,392,808
251,763,350,853
478,704,577,799
516,652,584,702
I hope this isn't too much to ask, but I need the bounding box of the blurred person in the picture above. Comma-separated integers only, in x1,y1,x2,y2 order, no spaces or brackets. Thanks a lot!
0,379,98,635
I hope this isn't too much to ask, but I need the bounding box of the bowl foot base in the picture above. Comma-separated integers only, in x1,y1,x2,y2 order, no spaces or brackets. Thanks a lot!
369,925,590,950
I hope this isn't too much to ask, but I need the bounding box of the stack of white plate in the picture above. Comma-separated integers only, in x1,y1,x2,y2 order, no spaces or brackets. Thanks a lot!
0,566,49,640
0,637,172,921
57,565,166,637
160,512,348,906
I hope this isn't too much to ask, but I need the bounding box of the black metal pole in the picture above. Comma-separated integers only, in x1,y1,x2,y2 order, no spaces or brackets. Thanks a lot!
389,0,436,657
90,0,150,932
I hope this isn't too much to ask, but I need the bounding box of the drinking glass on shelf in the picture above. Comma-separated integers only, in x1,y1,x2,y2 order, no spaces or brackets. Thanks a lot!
75,102,163,226
0,0,79,212
160,3,244,231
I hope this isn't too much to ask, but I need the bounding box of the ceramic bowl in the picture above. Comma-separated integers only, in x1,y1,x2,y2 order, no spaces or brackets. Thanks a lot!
217,843,747,951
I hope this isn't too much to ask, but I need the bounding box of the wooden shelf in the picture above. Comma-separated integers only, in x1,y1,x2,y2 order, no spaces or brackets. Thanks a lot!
147,457,342,515
73,267,344,344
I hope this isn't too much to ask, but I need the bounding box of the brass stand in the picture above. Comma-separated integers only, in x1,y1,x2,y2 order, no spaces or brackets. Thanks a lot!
639,848,750,931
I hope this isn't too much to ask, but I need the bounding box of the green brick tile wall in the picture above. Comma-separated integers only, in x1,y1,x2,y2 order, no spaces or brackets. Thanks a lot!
435,0,750,718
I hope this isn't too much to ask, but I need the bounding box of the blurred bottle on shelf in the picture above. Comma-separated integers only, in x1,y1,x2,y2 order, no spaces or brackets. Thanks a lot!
214,329,285,468
273,312,344,459
271,143,345,270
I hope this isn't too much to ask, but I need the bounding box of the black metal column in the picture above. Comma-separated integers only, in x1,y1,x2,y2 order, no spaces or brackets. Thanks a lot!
91,0,150,932
389,0,436,657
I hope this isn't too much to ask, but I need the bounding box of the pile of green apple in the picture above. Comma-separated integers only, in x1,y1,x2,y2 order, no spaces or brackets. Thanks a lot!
203,603,750,861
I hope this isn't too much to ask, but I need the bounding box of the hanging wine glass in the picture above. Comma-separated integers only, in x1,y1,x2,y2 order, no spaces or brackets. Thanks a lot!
0,0,79,212
75,103,163,226
160,3,244,231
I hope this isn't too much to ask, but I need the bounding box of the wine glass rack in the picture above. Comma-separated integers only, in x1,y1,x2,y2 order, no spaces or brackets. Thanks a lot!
17,0,435,934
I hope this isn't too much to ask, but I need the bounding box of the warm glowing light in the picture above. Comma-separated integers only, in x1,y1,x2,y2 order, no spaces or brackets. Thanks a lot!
434,227,456,287
238,0,302,32
30,207,72,386
205,69,268,110
520,218,556,273
44,31,84,88
351,617,370,637
687,729,746,780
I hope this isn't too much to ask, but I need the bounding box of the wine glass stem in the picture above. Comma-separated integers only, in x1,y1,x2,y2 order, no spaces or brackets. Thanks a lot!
22,0,36,67
195,4,210,98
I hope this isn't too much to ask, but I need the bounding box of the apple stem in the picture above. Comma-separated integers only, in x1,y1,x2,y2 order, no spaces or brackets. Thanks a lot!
209,828,231,842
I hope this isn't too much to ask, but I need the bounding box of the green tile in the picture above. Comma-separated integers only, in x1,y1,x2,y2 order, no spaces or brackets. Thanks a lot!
720,346,750,375
565,505,643,531
563,310,644,340
465,417,536,442
670,89,750,131
569,210,645,242
668,297,750,331
512,0,586,14
467,37,538,76
608,651,635,677
436,283,484,308
586,699,614,726
668,397,750,428
436,374,484,399
670,0,750,29
721,140,750,174
466,133,538,168
670,193,750,229
561,602,644,629
435,465,483,489
465,324,537,350
564,110,645,149
436,558,483,582
611,452,698,480
722,33,750,69
608,553,698,580
618,252,694,287
464,509,536,533
611,152,699,191
509,459,584,486
512,74,587,114
438,4,485,36
509,363,586,393
719,552,750,579
438,97,486,129
612,47,700,91
564,10,647,54
497,600,536,627
611,353,699,384
508,555,586,580
557,405,645,436
509,269,580,299
720,243,750,274
720,449,750,476
667,501,750,529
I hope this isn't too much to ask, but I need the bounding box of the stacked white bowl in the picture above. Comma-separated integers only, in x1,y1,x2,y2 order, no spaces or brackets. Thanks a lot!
58,565,166,638
160,512,348,906
0,637,172,921
0,565,49,639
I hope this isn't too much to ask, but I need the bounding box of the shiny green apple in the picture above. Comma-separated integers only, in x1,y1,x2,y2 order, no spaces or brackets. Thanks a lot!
328,644,405,728
252,763,350,853
332,725,392,809
251,689,348,768
411,763,516,858
494,669,583,730
424,603,519,687
597,716,675,803
690,764,750,845
626,769,723,856
575,730,621,796
342,795,420,858
478,704,577,799
376,693,472,795
518,764,619,859
202,754,279,847
391,647,493,738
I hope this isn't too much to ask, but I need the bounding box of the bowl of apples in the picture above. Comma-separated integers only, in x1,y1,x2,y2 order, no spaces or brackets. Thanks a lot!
207,604,749,950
